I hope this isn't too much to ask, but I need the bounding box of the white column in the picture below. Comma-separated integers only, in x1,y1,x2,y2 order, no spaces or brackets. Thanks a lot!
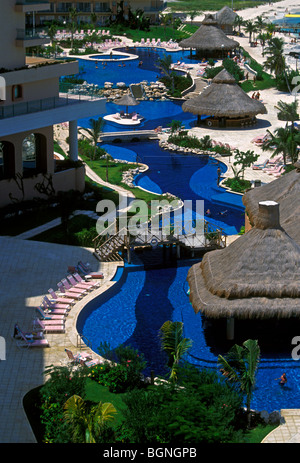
69,120,78,161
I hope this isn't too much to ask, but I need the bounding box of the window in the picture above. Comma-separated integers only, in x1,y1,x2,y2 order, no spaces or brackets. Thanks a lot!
22,134,37,177
12,85,22,101
77,2,91,12
94,2,109,12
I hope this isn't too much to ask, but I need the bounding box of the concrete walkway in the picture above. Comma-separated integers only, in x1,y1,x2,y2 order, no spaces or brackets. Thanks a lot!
262,410,300,443
0,235,123,442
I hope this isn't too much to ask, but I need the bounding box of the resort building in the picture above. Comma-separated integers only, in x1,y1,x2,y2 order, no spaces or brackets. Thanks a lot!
0,0,106,208
34,0,165,26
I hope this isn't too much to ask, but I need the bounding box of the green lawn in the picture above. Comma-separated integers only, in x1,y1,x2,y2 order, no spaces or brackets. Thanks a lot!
244,424,277,443
85,378,128,425
166,0,280,13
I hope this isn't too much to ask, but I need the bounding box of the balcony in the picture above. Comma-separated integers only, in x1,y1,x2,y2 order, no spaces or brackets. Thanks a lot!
15,1,50,13
16,28,50,47
0,84,106,137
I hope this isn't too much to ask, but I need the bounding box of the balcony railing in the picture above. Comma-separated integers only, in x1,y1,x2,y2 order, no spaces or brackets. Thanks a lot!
0,84,103,120
16,28,49,40
16,1,50,4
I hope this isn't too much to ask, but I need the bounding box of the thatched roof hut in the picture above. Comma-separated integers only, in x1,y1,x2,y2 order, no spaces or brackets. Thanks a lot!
243,163,300,244
215,6,237,34
182,69,267,127
178,14,239,58
187,201,300,331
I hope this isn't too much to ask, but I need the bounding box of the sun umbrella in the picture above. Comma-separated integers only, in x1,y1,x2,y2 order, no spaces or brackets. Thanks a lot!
113,93,140,116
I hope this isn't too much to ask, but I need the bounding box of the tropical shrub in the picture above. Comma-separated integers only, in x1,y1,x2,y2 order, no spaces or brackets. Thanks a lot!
224,177,251,193
89,344,147,393
39,365,87,443
118,366,245,443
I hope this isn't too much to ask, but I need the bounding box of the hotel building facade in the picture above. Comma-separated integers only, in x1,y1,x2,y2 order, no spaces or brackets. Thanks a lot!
34,0,165,26
0,0,107,208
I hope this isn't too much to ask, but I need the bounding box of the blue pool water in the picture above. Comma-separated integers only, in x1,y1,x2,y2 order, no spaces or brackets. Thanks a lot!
90,54,134,60
100,140,244,235
78,261,300,412
75,46,193,88
79,99,199,133
76,45,300,413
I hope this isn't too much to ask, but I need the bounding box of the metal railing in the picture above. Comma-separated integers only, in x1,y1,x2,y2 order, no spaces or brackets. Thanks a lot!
0,84,103,120
16,28,49,40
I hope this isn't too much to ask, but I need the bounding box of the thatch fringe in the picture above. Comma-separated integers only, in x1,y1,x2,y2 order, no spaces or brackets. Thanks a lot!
182,69,267,118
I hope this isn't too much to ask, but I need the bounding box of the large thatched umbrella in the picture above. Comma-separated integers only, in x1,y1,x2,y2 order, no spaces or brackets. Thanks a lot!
243,162,300,244
187,200,300,340
113,93,140,116
182,69,267,127
178,14,239,58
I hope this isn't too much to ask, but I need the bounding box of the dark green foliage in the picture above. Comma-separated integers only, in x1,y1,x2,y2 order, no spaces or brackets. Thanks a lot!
39,365,87,443
118,366,245,443
224,177,252,193
160,72,193,97
89,344,147,393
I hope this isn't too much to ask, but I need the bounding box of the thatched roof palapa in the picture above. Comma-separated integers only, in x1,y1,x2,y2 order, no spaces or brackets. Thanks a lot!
243,163,300,245
215,6,237,25
179,14,239,51
182,69,267,118
187,201,300,320
113,93,140,107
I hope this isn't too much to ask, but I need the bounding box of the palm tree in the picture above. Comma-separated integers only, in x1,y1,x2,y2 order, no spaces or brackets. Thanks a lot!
68,7,78,49
234,15,245,35
48,24,57,47
63,395,117,443
218,339,260,427
156,53,175,93
263,37,286,78
159,321,192,382
244,20,257,44
90,12,98,29
79,117,104,160
255,15,266,35
275,100,299,129
262,126,300,164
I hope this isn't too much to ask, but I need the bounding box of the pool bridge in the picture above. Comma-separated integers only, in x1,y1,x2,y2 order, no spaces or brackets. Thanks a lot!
100,129,158,143
93,217,227,263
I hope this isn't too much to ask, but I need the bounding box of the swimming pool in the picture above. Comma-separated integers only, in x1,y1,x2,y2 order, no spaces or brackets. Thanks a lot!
100,140,244,235
74,46,196,88
78,259,300,412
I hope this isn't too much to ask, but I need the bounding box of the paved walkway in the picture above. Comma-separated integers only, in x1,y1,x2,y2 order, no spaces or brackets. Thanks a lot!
262,410,300,443
0,235,123,442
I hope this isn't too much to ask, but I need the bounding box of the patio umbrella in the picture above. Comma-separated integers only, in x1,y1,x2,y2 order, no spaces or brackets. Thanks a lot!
113,93,140,116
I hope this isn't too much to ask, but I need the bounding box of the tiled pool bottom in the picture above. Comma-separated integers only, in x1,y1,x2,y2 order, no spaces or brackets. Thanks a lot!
78,260,300,413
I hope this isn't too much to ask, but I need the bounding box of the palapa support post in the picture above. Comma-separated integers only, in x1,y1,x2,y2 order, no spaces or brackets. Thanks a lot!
226,317,235,340
176,244,181,259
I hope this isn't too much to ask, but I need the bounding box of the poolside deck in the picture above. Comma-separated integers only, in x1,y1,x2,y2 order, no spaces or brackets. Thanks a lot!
0,235,123,442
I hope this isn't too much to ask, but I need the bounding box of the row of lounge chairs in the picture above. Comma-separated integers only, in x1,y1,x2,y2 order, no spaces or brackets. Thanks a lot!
55,29,110,40
13,262,104,358
252,156,285,177
133,38,179,49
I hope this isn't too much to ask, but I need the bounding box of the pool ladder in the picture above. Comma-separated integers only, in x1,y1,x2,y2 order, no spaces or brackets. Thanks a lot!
77,333,93,350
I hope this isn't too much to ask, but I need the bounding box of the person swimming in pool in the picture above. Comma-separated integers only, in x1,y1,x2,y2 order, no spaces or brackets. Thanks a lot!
206,209,212,216
219,210,228,216
275,373,287,386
